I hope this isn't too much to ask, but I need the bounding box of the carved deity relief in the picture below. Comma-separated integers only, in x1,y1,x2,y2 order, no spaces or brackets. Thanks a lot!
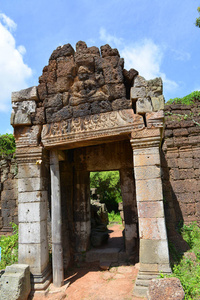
69,66,109,106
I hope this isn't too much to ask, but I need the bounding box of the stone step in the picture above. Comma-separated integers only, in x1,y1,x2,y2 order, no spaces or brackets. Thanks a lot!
133,285,148,298
137,274,159,280
86,248,123,263
135,279,149,287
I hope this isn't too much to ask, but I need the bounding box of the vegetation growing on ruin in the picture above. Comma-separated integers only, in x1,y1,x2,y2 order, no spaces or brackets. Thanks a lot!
0,223,18,270
166,91,200,105
196,7,200,28
168,222,200,300
0,134,16,157
90,171,122,214
108,211,122,224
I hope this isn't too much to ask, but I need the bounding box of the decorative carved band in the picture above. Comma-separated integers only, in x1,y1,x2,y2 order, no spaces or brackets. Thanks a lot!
130,128,162,149
41,109,144,148
16,147,49,164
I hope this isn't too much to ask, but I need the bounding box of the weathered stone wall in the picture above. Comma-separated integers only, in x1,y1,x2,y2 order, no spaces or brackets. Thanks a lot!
0,157,18,232
162,101,200,226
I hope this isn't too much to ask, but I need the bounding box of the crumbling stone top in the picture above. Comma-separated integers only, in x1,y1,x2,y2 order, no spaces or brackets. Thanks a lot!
10,41,165,149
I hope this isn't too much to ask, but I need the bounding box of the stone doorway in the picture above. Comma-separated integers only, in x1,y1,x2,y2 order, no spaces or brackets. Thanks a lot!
11,41,171,297
58,140,139,272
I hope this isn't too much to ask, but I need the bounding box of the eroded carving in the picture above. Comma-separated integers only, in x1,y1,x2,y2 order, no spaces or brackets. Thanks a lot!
41,109,144,147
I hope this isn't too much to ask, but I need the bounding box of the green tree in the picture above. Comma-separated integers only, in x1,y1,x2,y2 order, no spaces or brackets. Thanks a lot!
90,171,122,213
0,134,16,157
196,7,200,28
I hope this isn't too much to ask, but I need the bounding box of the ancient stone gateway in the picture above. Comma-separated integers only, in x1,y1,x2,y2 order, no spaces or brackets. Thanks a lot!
11,41,171,297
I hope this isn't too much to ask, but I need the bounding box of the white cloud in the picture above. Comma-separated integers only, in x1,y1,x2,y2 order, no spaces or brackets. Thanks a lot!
99,29,178,93
121,39,178,92
0,14,32,111
171,49,190,61
99,27,122,47
0,13,17,31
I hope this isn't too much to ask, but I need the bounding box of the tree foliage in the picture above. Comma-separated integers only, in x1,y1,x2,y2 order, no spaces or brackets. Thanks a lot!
90,171,122,213
196,7,200,28
166,91,200,105
0,134,16,157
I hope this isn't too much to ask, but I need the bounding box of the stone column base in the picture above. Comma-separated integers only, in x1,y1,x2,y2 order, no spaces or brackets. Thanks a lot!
30,264,52,291
133,265,171,297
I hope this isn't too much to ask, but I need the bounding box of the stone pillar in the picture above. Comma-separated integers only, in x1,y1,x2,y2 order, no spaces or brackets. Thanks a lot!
17,147,51,290
130,129,171,297
50,150,64,287
120,168,138,255
74,170,90,254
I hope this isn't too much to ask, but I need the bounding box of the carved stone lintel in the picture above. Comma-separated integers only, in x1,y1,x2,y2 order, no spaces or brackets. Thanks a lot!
41,109,144,148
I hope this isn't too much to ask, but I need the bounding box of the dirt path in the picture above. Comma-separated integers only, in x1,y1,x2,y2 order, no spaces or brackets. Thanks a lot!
32,225,146,300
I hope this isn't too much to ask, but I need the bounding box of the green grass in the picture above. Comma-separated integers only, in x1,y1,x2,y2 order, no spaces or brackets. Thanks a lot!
166,91,200,105
168,222,200,300
0,223,18,270
108,211,122,224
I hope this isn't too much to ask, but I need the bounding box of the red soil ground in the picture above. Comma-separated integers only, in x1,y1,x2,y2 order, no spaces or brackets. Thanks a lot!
32,224,147,300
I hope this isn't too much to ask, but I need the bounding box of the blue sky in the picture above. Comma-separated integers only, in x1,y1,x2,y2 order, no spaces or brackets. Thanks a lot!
0,0,200,134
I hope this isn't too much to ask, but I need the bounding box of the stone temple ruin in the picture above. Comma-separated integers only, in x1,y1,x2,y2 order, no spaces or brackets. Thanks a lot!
10,41,171,296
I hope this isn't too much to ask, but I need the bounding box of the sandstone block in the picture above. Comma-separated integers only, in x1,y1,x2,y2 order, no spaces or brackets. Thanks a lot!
18,177,47,192
12,86,38,102
18,202,47,222
18,240,49,273
136,178,163,202
136,97,153,113
18,163,43,178
151,95,165,111
140,239,170,264
19,220,47,244
138,201,164,218
133,75,147,87
147,278,185,300
0,264,31,300
131,87,146,100
178,157,193,168
134,165,161,180
18,191,48,203
139,218,167,240
133,147,160,167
